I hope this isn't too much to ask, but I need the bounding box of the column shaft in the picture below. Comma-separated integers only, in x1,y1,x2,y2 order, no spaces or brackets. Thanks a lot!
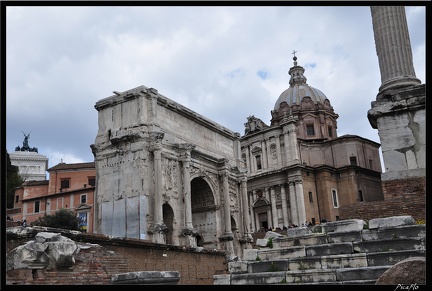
280,185,289,228
289,182,298,225
183,160,193,228
370,6,420,92
154,149,163,224
270,187,278,228
241,178,251,235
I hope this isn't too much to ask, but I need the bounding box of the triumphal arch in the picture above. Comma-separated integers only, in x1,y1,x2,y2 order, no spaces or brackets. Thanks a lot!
91,86,252,259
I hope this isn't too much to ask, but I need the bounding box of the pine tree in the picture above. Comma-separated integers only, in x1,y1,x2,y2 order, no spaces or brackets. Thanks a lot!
6,151,24,209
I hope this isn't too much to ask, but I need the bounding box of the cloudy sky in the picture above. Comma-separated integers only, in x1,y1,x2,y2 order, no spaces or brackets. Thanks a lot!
5,5,426,172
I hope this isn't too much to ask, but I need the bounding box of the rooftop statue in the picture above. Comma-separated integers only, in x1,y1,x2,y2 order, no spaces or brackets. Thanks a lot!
15,131,38,153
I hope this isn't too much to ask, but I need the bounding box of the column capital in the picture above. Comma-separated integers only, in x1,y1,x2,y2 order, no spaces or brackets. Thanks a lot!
149,132,164,152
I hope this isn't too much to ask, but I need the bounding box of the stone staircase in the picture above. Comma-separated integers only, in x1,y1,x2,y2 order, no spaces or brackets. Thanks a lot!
214,216,426,285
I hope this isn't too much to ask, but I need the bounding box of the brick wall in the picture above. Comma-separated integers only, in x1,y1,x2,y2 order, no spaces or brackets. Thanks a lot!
338,177,426,222
6,229,228,285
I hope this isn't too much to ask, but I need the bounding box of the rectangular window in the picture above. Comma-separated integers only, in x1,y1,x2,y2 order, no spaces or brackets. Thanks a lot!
35,201,40,213
81,194,87,204
328,125,333,137
336,216,340,221
88,177,95,187
331,189,339,208
256,155,262,170
306,124,315,136
311,218,316,225
358,190,364,202
308,192,313,203
15,195,19,203
57,197,64,209
369,159,373,169
61,179,70,189
350,156,357,166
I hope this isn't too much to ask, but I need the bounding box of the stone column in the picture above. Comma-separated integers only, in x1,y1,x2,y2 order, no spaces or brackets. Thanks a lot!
183,158,192,228
149,132,167,244
269,187,278,228
368,6,426,188
295,180,306,225
178,144,195,229
222,171,232,234
370,6,421,93
178,144,197,247
280,184,289,228
288,181,298,225
151,132,164,225
241,176,253,246
220,162,235,258
250,190,256,231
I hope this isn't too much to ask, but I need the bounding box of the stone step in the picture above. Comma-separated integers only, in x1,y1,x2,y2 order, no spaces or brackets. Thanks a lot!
219,221,427,285
217,265,392,285
229,249,423,275
353,237,425,253
335,265,391,282
249,236,425,262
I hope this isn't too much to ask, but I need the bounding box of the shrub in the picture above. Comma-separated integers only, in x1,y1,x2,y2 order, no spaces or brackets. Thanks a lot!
31,209,80,231
266,237,273,248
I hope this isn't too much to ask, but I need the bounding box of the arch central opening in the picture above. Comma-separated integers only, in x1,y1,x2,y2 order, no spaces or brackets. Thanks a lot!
191,177,217,249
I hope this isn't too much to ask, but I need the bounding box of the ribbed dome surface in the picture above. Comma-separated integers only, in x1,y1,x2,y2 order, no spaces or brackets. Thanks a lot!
274,84,328,110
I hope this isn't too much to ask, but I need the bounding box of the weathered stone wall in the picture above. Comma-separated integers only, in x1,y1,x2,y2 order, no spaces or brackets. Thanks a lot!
6,227,228,285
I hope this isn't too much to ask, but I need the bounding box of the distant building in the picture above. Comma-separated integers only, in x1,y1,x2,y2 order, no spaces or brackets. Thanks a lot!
10,162,96,232
9,132,48,181
240,55,383,230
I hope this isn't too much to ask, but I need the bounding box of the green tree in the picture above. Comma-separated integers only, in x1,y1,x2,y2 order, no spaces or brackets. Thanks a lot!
6,151,24,209
31,208,81,231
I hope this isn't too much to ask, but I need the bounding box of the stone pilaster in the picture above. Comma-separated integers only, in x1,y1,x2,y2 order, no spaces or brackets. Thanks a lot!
275,134,282,166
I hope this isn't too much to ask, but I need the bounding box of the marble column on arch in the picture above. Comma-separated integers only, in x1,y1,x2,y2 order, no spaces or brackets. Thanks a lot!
178,143,197,247
220,160,235,257
149,132,167,243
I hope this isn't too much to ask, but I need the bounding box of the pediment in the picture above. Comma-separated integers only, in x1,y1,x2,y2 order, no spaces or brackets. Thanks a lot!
76,203,91,211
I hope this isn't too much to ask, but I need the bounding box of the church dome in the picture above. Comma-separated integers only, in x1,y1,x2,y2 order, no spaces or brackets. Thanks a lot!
270,53,338,141
274,55,329,110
